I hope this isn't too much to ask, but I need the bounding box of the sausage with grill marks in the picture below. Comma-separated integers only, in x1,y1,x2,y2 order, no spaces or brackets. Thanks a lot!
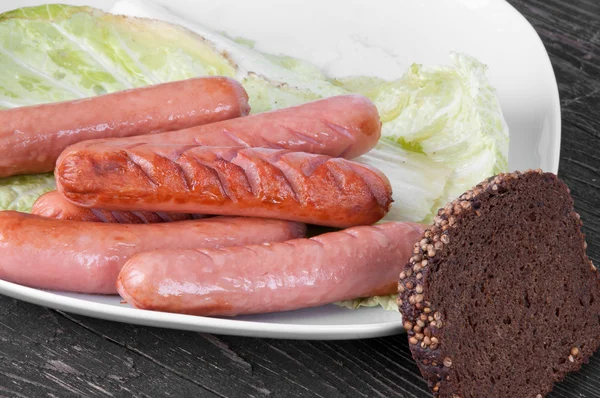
0,211,305,294
0,76,250,177
72,94,381,159
117,222,426,316
56,146,393,228
31,190,203,223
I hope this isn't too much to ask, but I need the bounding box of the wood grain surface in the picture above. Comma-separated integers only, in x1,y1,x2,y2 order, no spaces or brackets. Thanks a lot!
1,0,599,397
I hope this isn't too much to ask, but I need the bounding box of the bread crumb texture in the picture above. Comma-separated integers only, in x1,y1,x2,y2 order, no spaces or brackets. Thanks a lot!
398,170,599,398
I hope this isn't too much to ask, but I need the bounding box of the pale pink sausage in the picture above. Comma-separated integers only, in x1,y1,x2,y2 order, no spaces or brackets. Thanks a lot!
0,212,305,294
31,190,203,224
0,77,250,177
72,94,381,159
117,222,426,316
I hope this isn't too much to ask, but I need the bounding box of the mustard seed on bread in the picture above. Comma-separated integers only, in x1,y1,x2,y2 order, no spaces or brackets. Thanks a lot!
398,170,599,398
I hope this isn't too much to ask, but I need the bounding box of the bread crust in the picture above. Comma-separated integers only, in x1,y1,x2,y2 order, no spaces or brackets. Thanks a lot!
398,170,597,398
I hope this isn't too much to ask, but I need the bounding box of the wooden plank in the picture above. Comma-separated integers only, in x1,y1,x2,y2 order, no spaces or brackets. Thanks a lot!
0,1,598,397
510,2,600,397
0,297,219,397
55,310,432,397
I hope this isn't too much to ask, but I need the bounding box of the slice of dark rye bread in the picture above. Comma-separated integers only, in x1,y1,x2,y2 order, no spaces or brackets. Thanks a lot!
398,170,599,398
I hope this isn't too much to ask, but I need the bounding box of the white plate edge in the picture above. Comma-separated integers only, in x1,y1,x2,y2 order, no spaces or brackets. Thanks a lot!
0,0,563,340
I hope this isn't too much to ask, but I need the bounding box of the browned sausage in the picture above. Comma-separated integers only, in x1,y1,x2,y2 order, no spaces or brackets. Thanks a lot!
0,211,305,294
56,146,393,228
0,77,249,177
73,94,381,159
31,190,203,223
117,222,425,316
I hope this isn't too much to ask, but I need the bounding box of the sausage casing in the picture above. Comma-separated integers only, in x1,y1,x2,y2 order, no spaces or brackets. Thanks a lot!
117,222,425,316
0,77,249,176
31,190,202,223
77,94,381,159
56,146,393,228
0,212,305,294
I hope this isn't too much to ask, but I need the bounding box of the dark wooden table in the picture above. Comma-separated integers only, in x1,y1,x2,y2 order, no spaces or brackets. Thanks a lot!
1,0,599,397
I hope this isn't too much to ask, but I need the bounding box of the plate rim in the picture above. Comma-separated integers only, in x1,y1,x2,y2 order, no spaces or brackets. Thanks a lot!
502,0,562,174
0,0,562,339
0,279,404,340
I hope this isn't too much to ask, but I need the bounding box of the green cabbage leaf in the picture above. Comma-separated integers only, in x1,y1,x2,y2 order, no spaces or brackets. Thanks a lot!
0,3,509,311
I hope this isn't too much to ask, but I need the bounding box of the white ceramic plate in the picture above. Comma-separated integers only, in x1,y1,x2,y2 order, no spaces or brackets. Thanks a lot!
0,0,560,339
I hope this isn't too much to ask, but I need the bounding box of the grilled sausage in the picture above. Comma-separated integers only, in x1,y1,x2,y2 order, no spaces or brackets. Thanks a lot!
56,146,393,228
31,190,203,223
0,211,305,294
0,77,249,177
74,94,381,159
117,222,426,316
